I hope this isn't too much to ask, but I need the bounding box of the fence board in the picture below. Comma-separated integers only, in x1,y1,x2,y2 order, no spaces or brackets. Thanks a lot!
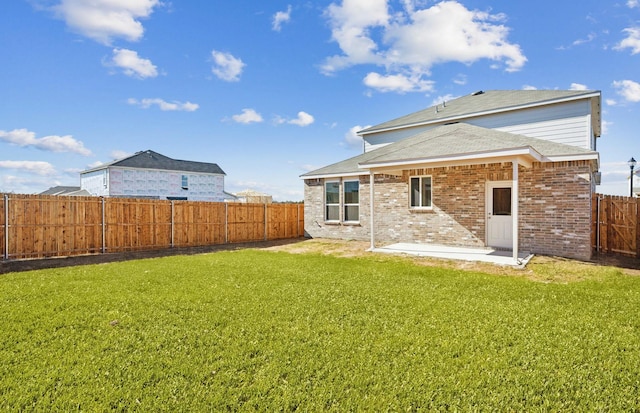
105,198,173,253
1,193,302,261
593,194,639,258
2,195,103,259
227,203,266,243
173,201,225,247
0,195,5,259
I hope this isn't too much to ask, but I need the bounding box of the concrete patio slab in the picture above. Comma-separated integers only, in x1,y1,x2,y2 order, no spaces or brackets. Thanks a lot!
373,243,533,268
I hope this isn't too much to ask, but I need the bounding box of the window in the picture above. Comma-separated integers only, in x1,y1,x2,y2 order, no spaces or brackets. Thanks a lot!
325,181,339,221
181,175,188,190
410,176,432,208
343,180,359,222
492,188,511,216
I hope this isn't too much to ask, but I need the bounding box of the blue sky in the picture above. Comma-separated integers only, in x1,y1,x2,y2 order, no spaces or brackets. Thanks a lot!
1,0,639,200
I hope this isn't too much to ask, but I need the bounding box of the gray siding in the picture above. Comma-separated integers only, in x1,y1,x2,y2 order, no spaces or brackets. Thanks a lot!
364,100,594,152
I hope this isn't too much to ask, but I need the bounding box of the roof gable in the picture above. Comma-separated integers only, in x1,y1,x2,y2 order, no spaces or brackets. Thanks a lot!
360,123,597,166
302,123,598,178
83,150,225,175
359,90,601,136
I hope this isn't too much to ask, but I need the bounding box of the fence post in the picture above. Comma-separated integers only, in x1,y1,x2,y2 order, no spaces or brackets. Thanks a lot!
101,197,106,254
595,195,600,254
297,203,301,237
225,202,228,244
636,198,640,258
3,194,8,261
264,203,268,241
170,200,174,249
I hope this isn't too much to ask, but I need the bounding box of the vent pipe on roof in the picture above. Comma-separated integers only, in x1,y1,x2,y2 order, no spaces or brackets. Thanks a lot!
471,90,484,96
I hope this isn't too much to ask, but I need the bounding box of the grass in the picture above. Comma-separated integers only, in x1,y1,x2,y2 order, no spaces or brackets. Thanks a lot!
1,248,640,411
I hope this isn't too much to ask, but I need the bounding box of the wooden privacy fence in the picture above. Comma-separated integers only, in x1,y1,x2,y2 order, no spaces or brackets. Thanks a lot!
0,193,304,261
592,193,640,258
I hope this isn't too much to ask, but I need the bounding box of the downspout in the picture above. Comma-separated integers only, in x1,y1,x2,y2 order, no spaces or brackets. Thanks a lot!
512,160,519,264
369,170,375,251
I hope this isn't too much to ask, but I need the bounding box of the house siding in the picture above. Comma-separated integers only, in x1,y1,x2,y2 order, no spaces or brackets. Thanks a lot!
81,170,109,196
305,161,593,261
364,100,594,152
81,167,227,201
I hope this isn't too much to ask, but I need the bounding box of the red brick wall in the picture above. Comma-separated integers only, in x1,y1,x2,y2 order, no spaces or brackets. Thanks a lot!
304,161,594,260
519,161,593,260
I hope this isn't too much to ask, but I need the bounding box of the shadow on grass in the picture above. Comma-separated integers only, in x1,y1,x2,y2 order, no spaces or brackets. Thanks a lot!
590,253,640,271
0,238,308,274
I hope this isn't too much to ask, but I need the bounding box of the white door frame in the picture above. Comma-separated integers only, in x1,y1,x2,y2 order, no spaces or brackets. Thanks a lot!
486,180,514,249
485,160,520,263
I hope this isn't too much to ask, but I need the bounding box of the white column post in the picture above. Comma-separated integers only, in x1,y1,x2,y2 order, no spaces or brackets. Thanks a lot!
369,170,375,251
512,160,519,263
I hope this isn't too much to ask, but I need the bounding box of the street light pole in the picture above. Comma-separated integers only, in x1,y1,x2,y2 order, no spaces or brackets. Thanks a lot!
629,157,637,197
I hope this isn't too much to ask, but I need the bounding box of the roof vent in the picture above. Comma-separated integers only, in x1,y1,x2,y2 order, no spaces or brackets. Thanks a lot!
471,90,484,96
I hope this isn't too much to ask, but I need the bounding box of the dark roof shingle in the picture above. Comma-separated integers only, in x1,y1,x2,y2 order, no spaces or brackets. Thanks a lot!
83,150,225,175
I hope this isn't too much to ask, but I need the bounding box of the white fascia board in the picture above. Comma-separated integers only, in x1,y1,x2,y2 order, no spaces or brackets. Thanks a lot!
358,147,543,170
544,153,599,162
545,153,600,169
359,92,601,136
300,172,366,180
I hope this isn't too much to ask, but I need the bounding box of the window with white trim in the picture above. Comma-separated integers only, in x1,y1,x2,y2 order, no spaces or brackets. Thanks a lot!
325,181,340,221
410,176,432,208
343,180,359,222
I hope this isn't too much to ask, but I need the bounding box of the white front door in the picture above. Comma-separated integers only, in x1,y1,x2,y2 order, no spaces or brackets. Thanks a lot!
487,181,513,249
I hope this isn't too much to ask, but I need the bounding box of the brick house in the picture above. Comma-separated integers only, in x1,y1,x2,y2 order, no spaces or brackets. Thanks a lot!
302,90,601,261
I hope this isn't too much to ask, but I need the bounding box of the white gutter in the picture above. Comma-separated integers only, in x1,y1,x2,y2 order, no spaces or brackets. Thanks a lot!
300,172,367,180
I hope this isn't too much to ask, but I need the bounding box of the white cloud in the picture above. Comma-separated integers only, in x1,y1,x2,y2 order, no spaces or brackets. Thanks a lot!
0,160,56,176
110,48,158,78
272,5,292,31
344,125,368,148
453,74,467,85
522,85,537,90
211,50,245,82
110,150,133,160
430,94,459,107
87,160,106,169
0,128,92,156
128,98,199,111
615,27,640,54
232,109,263,124
605,98,617,106
322,0,526,93
52,0,162,45
601,119,612,135
628,0,639,8
612,79,640,102
569,83,588,91
323,0,389,73
288,111,315,127
572,33,596,47
363,72,434,93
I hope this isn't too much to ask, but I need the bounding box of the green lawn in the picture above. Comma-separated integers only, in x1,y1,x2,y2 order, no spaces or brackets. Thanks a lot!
1,249,639,411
